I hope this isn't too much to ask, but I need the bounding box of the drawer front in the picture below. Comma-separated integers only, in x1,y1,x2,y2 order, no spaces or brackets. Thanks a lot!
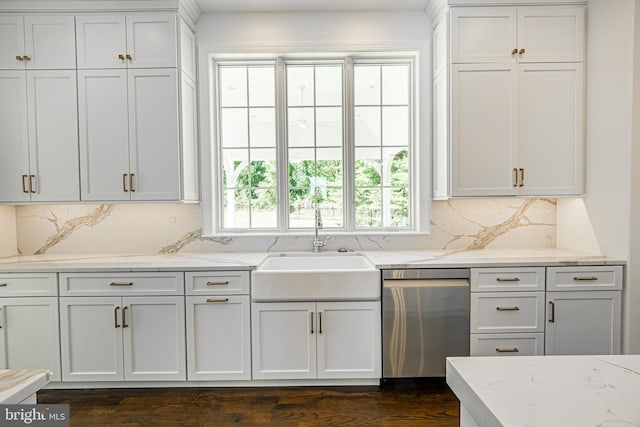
59,272,184,296
186,271,249,295
0,273,58,296
470,333,544,356
547,266,623,291
471,292,545,333
471,267,545,292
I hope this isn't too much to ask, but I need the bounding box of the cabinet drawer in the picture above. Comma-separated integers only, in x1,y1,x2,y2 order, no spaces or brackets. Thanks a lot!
470,333,544,356
186,271,249,295
59,272,184,296
471,292,545,333
547,266,623,291
471,267,545,292
0,273,57,296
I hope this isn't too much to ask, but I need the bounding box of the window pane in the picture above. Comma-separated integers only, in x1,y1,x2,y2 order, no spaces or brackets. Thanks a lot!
316,66,342,106
287,66,314,107
250,148,277,188
249,67,275,107
288,107,315,147
222,149,248,188
316,147,343,186
355,106,381,146
318,187,344,228
288,148,315,188
382,106,409,146
389,186,409,227
355,188,382,227
221,108,248,148
388,148,409,187
289,188,314,228
249,108,276,148
382,65,409,105
316,107,342,147
222,188,250,228
355,147,381,187
250,188,277,228
354,65,380,105
219,67,247,107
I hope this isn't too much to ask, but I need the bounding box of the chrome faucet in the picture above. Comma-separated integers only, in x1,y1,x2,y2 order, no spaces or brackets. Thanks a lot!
312,207,330,253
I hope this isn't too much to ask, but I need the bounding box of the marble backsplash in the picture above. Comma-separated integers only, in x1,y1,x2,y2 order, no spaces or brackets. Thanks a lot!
5,199,556,256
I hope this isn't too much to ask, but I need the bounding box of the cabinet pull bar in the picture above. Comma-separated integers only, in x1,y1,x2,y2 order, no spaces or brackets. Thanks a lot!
319,312,323,334
16,55,23,61
118,54,125,60
548,301,555,323
122,306,128,328
310,312,314,334
129,173,135,192
21,175,29,193
23,55,31,61
29,175,36,193
109,282,133,286
0,283,7,287
496,277,520,282
519,168,525,187
519,48,525,55
114,306,120,328
496,347,519,353
123,173,128,192
126,54,133,61
496,306,520,311
513,168,518,187
206,281,230,286
511,48,518,55
206,298,229,303
573,276,598,281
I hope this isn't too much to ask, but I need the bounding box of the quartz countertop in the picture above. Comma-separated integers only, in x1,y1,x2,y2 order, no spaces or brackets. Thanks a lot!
0,248,625,272
446,355,640,427
0,369,50,404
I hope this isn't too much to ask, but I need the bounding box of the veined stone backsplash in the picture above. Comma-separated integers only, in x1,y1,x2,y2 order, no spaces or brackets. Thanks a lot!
4,199,556,256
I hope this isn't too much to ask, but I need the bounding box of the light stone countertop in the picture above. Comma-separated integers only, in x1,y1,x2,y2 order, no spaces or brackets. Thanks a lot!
446,355,640,427
0,369,50,404
0,248,625,273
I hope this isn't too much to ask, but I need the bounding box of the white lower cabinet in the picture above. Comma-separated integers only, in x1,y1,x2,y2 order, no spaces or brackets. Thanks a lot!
60,296,186,382
252,301,381,380
470,333,544,356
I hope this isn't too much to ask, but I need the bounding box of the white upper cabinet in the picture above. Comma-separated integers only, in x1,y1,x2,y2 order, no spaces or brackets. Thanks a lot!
76,14,176,69
0,15,75,70
451,6,584,64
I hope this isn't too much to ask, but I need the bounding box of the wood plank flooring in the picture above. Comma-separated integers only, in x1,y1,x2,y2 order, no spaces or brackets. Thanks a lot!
38,379,460,426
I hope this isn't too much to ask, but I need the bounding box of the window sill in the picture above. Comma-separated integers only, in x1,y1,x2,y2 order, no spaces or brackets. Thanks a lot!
202,230,432,238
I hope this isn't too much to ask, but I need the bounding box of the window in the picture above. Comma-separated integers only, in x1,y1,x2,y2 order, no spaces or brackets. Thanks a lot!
213,55,415,234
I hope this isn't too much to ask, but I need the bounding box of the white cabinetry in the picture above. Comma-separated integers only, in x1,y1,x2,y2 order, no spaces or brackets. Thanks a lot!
470,267,545,356
0,273,61,381
186,271,251,381
59,272,186,382
252,301,381,380
431,2,585,198
545,266,622,355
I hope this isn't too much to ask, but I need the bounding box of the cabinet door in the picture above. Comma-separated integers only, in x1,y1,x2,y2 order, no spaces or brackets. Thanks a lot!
24,16,76,70
546,291,621,355
0,15,25,69
451,7,517,63
0,297,62,381
252,302,316,380
59,297,124,381
517,7,585,63
0,70,30,202
122,296,186,381
451,64,517,196
518,63,584,195
316,302,381,379
76,15,126,69
128,68,180,201
78,69,130,201
181,73,199,201
27,70,80,202
126,15,177,68
186,295,251,381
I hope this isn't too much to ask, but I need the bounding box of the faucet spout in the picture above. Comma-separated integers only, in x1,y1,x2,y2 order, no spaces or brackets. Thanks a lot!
313,207,329,252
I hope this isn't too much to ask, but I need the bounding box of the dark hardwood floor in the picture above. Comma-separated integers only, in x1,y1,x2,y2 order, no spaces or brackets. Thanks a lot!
38,379,460,426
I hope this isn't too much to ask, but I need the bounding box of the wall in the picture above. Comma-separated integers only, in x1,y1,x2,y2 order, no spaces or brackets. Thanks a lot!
631,0,640,354
0,206,17,257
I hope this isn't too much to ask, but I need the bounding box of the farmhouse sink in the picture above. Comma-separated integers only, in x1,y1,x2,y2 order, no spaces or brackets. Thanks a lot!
251,253,380,301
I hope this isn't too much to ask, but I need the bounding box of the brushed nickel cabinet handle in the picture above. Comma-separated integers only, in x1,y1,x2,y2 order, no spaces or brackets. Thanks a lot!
118,54,125,60
123,173,128,192
114,306,121,328
21,174,29,193
513,168,518,187
206,281,230,286
126,54,133,60
519,168,525,187
206,298,229,303
496,277,520,282
29,175,36,193
16,55,24,61
110,282,133,286
129,173,135,192
519,48,525,55
496,347,519,353
318,312,323,334
511,48,518,55
496,306,520,311
573,276,598,281
310,312,314,334
122,306,128,328
548,301,555,323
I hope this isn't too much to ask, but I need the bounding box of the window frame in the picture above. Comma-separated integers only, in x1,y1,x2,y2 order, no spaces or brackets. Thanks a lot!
199,42,431,237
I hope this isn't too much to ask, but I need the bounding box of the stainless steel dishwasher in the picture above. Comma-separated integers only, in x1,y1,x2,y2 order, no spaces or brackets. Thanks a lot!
382,268,470,378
